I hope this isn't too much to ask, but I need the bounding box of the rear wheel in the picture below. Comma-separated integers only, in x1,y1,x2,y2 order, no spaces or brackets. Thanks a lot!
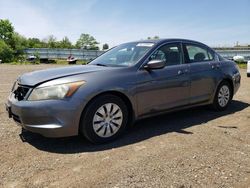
80,94,128,143
212,81,232,111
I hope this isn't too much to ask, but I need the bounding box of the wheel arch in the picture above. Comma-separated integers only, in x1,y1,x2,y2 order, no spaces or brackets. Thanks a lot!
212,77,234,103
78,90,135,134
222,78,234,95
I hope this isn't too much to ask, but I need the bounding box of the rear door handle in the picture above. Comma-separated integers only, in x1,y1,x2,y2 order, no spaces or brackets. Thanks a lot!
178,70,183,75
178,69,189,75
211,64,220,69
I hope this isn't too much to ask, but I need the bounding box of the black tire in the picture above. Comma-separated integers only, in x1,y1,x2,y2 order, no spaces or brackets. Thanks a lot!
212,81,232,111
80,94,128,143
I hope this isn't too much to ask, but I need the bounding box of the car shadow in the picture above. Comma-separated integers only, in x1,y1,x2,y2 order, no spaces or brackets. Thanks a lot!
19,100,249,154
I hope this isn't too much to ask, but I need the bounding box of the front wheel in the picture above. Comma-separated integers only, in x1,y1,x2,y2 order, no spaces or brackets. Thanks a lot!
212,81,232,111
80,94,128,143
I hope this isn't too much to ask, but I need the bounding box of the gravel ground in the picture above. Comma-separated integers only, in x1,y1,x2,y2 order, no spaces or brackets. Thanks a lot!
0,64,249,188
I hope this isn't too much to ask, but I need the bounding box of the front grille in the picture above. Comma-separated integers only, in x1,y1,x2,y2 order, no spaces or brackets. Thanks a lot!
13,86,30,101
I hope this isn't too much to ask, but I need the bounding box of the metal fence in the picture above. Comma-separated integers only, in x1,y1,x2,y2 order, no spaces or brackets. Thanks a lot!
214,48,250,60
25,48,104,60
25,47,250,60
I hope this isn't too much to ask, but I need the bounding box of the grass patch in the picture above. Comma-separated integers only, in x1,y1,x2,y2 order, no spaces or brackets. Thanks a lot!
10,61,40,65
236,62,247,69
56,59,88,65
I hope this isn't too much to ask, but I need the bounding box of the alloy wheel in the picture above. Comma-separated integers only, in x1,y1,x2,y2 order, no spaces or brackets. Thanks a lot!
92,103,123,138
218,85,230,107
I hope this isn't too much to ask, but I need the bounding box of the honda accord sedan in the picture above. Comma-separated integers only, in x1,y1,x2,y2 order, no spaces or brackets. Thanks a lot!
6,39,241,143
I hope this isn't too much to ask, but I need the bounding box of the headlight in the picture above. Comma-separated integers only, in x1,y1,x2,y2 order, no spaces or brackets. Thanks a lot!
28,81,85,101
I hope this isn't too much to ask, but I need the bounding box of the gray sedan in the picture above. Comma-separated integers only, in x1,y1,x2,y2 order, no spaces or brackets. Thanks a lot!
6,39,241,143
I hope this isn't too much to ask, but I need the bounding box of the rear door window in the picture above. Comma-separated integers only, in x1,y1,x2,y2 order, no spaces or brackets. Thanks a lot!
185,44,214,63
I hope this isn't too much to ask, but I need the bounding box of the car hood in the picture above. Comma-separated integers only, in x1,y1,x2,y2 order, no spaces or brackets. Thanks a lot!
18,65,110,86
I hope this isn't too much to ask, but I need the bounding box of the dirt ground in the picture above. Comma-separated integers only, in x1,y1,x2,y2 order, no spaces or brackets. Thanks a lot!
0,64,249,188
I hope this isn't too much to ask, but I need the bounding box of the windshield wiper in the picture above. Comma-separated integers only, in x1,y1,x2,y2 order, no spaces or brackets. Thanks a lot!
95,63,107,67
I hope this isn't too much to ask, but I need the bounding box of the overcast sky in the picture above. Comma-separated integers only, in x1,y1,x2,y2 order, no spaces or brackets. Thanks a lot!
0,0,249,47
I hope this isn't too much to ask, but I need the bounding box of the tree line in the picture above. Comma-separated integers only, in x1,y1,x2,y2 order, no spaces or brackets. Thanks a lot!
0,19,109,63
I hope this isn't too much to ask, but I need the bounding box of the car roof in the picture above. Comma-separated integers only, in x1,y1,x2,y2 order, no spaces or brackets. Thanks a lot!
131,38,207,46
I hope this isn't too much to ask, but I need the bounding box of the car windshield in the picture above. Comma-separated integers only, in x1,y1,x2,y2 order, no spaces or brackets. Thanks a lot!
90,42,155,67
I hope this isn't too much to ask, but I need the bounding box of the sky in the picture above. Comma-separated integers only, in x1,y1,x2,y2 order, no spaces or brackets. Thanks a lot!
0,0,250,47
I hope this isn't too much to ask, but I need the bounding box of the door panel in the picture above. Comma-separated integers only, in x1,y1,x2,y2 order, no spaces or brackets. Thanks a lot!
189,61,218,103
184,43,221,104
136,64,190,116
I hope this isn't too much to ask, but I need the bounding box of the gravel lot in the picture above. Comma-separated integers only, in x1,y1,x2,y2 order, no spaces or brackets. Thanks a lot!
0,64,249,188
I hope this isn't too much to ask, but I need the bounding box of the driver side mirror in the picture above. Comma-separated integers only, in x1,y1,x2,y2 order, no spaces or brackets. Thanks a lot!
144,60,165,70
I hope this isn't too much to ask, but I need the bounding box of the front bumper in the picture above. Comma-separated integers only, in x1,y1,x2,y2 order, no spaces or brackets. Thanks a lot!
6,93,85,138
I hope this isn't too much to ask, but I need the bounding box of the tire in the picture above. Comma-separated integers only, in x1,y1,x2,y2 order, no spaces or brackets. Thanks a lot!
212,81,232,111
80,94,128,143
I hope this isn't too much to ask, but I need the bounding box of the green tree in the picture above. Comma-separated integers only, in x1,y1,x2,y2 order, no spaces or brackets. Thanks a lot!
0,40,14,63
13,33,28,51
102,43,109,50
76,33,99,50
47,35,58,48
11,32,28,60
27,38,46,48
42,35,60,48
0,20,23,62
0,19,14,48
147,36,160,40
59,36,72,48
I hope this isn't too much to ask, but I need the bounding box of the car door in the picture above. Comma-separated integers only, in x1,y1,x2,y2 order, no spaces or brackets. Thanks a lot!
136,42,190,117
183,43,221,104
